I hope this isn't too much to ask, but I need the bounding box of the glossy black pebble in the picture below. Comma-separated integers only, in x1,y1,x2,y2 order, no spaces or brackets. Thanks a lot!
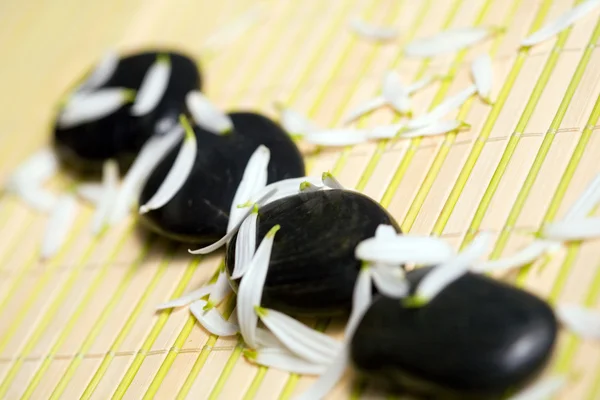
351,267,558,400
139,112,305,243
226,189,402,316
54,50,201,174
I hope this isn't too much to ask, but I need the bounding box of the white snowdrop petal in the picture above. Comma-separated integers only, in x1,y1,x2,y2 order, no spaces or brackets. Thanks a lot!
227,145,270,232
15,184,58,212
155,285,214,311
76,183,104,205
189,188,276,255
77,50,119,93
543,218,600,241
186,90,233,134
416,232,491,302
348,18,398,41
91,160,119,235
427,85,478,121
276,103,318,136
382,71,411,114
371,264,409,299
375,224,398,239
201,4,264,53
343,97,386,125
258,308,341,364
400,120,468,139
208,269,233,304
299,181,323,192
406,75,435,94
139,124,197,214
110,125,184,225
252,348,328,375
9,147,59,185
294,347,349,400
232,211,258,279
58,88,132,129
41,195,78,259
522,0,600,46
473,239,560,273
304,129,369,147
367,123,405,140
564,172,600,220
236,225,279,348
355,235,456,266
131,55,171,116
321,172,344,190
256,327,284,348
556,304,600,340
405,27,494,57
190,300,239,336
471,53,493,102
508,376,566,400
346,267,373,337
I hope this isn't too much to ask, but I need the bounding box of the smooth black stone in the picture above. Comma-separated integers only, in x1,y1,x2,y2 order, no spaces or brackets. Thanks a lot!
54,50,201,174
350,268,558,399
139,112,305,243
226,189,402,316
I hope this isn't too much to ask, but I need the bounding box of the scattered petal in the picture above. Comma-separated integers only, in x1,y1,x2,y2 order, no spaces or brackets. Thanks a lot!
186,90,233,134
13,184,58,212
471,53,494,103
355,235,456,266
522,0,600,46
399,120,470,139
257,307,341,364
473,239,561,273
405,27,497,57
58,88,133,129
190,300,239,336
321,172,344,190
76,183,104,205
382,71,411,114
415,232,491,302
275,103,318,136
294,347,349,400
247,347,327,375
90,160,119,235
8,147,59,185
348,18,398,41
131,54,171,116
139,116,197,214
156,285,214,311
346,266,373,336
41,195,78,259
237,225,280,348
304,129,369,147
406,75,435,94
556,304,600,340
77,50,119,93
564,172,600,220
343,97,386,125
254,177,323,205
375,224,398,239
208,268,233,304
508,376,566,400
371,264,409,299
425,85,478,122
299,181,323,192
232,209,258,279
543,218,600,241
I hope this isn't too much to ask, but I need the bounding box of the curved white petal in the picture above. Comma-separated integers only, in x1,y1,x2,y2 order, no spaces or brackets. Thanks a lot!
405,27,495,57
556,304,600,340
473,239,561,273
256,327,284,348
375,224,398,239
382,71,411,114
76,183,103,205
186,90,233,134
250,347,328,375
41,195,78,259
346,267,373,337
508,376,566,400
564,172,600,220
91,160,119,235
58,88,132,129
77,50,119,93
156,284,214,311
208,268,233,304
252,177,323,205
343,97,386,125
275,103,318,136
371,264,409,299
13,184,58,212
471,53,493,103
236,225,280,348
426,85,477,121
139,121,197,214
131,55,171,116
355,235,456,266
294,347,348,400
522,0,600,46
416,232,491,302
348,18,398,41
9,147,58,185
321,172,344,190
299,181,323,192
542,218,600,241
232,211,258,279
400,120,469,139
190,300,239,336
304,129,369,146
406,75,435,94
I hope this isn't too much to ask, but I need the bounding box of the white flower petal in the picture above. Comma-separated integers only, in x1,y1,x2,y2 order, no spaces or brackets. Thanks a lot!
201,4,264,54
348,18,398,41
355,235,456,266
564,172,600,220
258,307,341,364
227,145,270,232
416,232,492,302
321,172,344,190
249,347,328,375
304,129,369,147
256,327,284,348
473,239,561,273
13,184,58,212
186,90,233,134
232,210,258,279
41,195,78,259
275,103,318,136
542,218,600,241
508,376,566,400
371,264,409,299
425,85,478,121
58,88,132,129
91,160,119,235
155,285,214,311
76,183,104,205
299,181,323,192
406,75,435,94
208,268,233,304
346,267,373,337
139,119,197,214
399,120,469,139
522,0,600,46
110,125,184,225
190,300,239,336
131,55,171,116
253,177,323,205
77,50,119,93
471,53,493,103
188,188,277,255
9,147,59,185
294,347,348,400
382,71,411,114
375,224,398,239
237,225,280,348
343,97,386,125
556,304,600,340
405,27,496,57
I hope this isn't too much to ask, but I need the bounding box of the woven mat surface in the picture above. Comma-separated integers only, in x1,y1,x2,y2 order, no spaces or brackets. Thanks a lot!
1,0,600,398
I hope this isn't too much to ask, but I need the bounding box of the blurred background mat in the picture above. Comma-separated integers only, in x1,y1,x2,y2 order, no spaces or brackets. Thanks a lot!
1,0,600,398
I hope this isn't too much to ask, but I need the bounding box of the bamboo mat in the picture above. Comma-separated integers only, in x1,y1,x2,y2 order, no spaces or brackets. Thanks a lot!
1,0,600,398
